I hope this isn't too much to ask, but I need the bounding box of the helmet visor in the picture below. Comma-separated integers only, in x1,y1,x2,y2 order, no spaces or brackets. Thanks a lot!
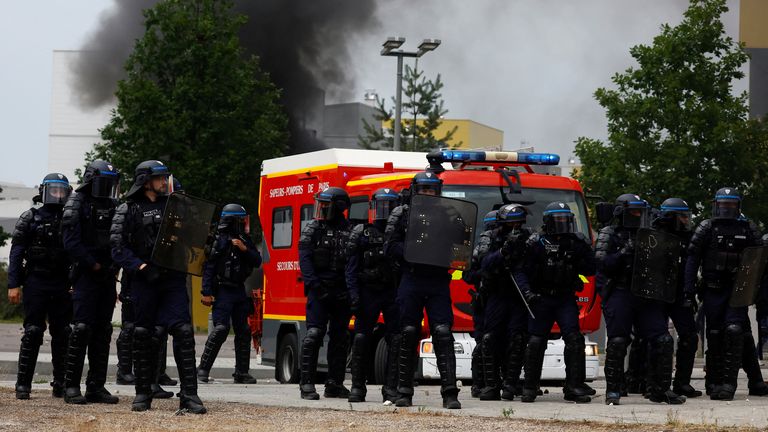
92,175,120,199
413,184,440,196
41,181,71,205
314,200,334,221
622,207,649,229
713,198,740,219
373,200,396,220
549,213,575,234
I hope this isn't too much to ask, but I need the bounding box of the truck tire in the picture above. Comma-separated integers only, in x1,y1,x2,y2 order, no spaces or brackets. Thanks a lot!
277,332,300,384
373,337,388,385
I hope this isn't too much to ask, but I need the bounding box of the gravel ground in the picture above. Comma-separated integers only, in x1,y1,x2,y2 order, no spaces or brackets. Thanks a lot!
0,386,760,432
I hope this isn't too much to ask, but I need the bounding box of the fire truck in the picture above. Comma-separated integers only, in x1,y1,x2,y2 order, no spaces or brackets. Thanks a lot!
257,148,600,385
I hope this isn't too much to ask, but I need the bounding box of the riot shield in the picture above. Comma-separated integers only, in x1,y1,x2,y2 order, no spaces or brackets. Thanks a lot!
403,194,478,270
730,245,768,307
151,192,219,276
630,228,682,303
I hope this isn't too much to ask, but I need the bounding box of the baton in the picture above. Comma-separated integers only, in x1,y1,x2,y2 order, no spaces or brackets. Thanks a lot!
510,273,536,320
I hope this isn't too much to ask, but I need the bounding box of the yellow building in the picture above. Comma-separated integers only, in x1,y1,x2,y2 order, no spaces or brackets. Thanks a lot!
383,118,504,150
740,0,768,118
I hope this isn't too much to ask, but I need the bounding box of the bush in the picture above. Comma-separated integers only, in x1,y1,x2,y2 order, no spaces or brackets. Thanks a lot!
0,263,23,321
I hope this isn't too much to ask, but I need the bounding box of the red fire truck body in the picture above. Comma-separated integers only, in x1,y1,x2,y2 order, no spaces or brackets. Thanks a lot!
258,148,600,384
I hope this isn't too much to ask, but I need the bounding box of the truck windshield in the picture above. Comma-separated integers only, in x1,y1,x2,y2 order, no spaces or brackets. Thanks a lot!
441,185,591,241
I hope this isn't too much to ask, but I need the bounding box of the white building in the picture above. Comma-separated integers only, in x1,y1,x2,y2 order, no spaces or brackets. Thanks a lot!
0,182,37,263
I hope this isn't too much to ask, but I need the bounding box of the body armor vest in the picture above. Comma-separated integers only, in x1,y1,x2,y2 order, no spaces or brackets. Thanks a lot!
26,209,68,275
703,222,751,274
83,199,115,252
129,202,163,261
533,236,579,295
357,225,393,291
312,225,349,274
214,234,254,286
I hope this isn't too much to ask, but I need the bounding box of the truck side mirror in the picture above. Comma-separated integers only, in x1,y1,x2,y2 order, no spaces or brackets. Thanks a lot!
595,202,614,225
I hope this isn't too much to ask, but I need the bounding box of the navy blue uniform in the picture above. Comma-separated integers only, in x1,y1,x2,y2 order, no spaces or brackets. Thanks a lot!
463,240,486,398
346,220,400,402
384,203,458,405
684,218,762,399
197,231,261,382
9,205,72,397
111,194,200,408
61,190,118,402
298,217,351,397
515,231,595,402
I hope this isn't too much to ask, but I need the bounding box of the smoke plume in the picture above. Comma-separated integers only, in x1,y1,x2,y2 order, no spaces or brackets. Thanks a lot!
72,0,380,152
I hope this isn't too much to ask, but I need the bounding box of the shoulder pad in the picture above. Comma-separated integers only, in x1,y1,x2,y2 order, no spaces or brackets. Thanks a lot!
11,209,35,244
62,192,84,228
574,232,590,244
385,205,407,236
299,219,321,247
347,223,366,255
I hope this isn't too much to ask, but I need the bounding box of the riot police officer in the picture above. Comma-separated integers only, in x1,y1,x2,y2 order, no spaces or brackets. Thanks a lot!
111,160,206,413
61,160,120,405
685,188,763,401
197,204,261,384
8,173,73,399
463,210,498,398
384,172,461,409
347,188,400,403
298,187,352,400
476,204,532,401
516,202,595,403
596,194,686,405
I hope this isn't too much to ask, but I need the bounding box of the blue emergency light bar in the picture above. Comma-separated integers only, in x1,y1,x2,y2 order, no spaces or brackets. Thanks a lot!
435,150,560,166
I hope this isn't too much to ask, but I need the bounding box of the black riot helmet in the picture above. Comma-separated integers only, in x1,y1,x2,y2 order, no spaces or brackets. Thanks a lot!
411,171,442,196
126,160,171,198
543,201,575,235
170,176,183,194
77,159,120,199
220,203,249,235
658,197,692,231
497,203,528,230
370,188,399,221
483,210,499,231
614,193,649,229
38,173,72,206
712,187,741,219
313,187,350,221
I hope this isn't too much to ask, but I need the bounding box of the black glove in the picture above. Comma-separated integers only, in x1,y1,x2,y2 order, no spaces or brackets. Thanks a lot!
349,295,360,315
523,290,542,306
140,264,162,284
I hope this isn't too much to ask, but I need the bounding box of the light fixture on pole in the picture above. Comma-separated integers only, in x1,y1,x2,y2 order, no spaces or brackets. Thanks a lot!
381,37,441,151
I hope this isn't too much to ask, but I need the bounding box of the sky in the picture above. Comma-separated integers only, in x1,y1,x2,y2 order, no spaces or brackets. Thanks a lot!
0,0,744,186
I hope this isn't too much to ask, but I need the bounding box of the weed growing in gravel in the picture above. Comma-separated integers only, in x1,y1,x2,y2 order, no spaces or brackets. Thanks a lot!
665,409,682,428
501,408,514,418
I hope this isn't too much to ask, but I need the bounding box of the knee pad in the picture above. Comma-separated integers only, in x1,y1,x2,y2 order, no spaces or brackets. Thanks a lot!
211,324,230,342
72,322,91,336
154,325,168,340
563,332,585,353
133,326,152,342
725,323,743,336
678,332,698,349
170,323,194,339
607,336,629,353
121,321,135,333
23,325,45,345
527,334,548,352
655,333,674,347
481,332,495,347
304,327,325,345
432,324,452,342
352,332,367,346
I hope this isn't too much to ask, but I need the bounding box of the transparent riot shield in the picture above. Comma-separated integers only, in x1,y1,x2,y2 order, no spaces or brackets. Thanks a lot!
730,245,768,308
631,228,682,303
403,194,478,270
151,192,219,276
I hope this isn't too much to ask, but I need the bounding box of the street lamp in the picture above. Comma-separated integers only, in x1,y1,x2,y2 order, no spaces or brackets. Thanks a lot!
381,37,441,151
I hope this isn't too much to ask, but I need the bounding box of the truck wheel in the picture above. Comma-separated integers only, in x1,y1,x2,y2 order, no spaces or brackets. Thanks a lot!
277,332,300,384
373,337,388,385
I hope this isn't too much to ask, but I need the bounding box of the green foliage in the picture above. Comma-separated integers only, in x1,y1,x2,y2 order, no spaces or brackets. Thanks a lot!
0,187,9,248
0,264,23,320
87,0,289,213
360,63,461,152
574,0,768,223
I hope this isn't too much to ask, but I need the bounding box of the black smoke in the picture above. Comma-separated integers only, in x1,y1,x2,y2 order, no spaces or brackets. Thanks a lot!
72,0,380,153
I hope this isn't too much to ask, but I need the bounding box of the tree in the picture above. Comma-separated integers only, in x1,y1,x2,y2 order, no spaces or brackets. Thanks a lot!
87,0,289,213
359,63,462,151
0,186,10,248
574,0,768,223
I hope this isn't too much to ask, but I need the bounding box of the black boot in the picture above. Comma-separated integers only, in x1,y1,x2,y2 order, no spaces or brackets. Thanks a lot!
647,334,686,404
172,323,207,414
502,331,526,401
521,335,547,403
625,336,647,395
299,327,323,400
131,327,154,412
151,328,173,398
672,332,702,398
711,324,743,401
395,326,419,407
470,341,483,398
563,333,591,403
604,336,629,405
478,332,500,400
116,321,135,385
433,324,461,409
15,325,44,400
197,324,228,383
233,330,258,384
157,333,178,386
348,333,368,402
705,329,724,396
324,329,350,398
50,324,70,398
382,334,401,403
64,323,90,404
742,333,768,396
84,323,118,404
